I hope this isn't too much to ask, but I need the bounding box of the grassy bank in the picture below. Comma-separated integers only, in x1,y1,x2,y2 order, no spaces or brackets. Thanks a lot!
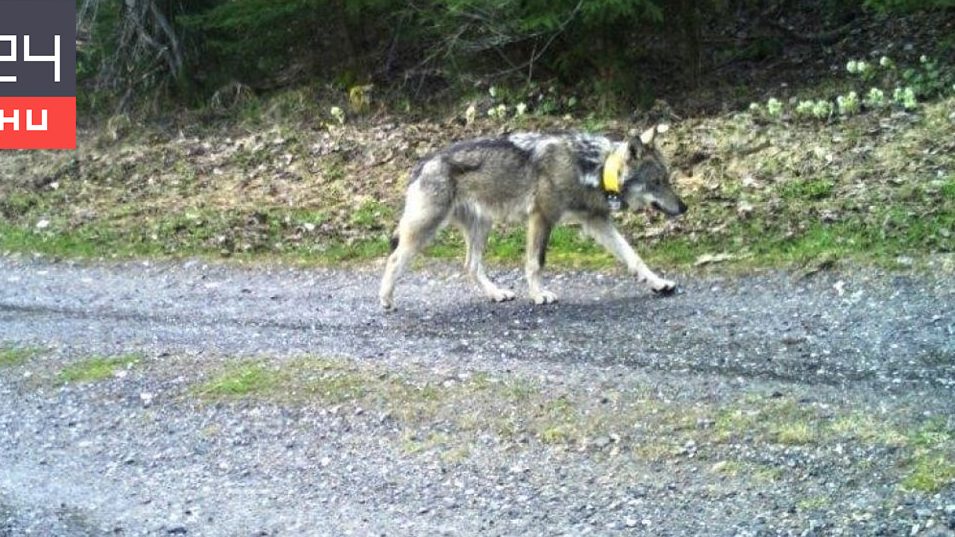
1,96,953,272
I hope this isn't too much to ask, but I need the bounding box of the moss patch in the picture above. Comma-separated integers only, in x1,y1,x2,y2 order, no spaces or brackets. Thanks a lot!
0,345,42,368
186,355,954,494
58,354,141,384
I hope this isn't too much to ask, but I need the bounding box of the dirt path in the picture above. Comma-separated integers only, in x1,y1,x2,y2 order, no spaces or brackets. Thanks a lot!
1,256,953,536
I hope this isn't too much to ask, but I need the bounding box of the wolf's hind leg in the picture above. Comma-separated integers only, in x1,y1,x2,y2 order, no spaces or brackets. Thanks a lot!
580,216,676,293
456,207,515,302
379,182,450,309
525,212,557,304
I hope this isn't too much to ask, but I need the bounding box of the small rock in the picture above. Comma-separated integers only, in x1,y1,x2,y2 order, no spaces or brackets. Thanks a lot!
834,280,846,296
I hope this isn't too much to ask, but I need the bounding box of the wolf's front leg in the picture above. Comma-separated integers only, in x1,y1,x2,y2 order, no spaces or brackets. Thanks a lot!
581,217,676,294
460,215,515,303
525,212,558,304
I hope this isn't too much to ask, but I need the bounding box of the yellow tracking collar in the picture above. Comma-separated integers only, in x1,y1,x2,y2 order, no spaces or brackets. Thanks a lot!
601,145,627,194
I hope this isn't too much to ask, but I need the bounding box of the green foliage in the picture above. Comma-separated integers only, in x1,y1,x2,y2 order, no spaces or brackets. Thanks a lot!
893,86,918,109
864,0,955,11
75,0,955,114
781,179,835,200
179,0,326,84
766,98,783,118
863,87,887,108
349,200,394,230
767,51,951,123
836,91,861,115
902,56,954,98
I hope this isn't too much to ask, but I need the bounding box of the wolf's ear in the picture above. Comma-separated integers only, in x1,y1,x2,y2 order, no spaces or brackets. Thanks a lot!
639,124,668,146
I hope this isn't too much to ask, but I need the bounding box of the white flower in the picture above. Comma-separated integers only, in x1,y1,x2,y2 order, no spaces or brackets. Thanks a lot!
811,100,833,119
893,87,917,110
489,86,498,98
920,55,929,64
465,104,476,125
795,100,814,117
864,87,885,108
515,102,527,116
837,91,860,115
846,60,859,74
329,106,345,125
766,97,783,117
879,55,893,68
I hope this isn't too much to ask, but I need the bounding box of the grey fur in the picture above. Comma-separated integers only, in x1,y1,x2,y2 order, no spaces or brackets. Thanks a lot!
379,129,687,309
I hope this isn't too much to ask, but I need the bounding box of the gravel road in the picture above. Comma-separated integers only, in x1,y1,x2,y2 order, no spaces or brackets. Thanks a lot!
1,254,953,536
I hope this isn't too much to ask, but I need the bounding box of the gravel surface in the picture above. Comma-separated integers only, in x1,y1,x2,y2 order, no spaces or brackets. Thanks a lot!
1,254,953,536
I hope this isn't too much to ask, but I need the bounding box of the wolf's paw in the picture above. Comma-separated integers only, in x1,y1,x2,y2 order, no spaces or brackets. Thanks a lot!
488,288,517,302
650,279,677,296
380,295,396,311
531,290,559,305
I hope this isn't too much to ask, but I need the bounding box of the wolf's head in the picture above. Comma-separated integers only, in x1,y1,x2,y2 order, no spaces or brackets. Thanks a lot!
620,126,687,217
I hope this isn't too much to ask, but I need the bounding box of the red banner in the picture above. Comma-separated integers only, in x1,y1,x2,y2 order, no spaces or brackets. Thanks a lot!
0,96,75,149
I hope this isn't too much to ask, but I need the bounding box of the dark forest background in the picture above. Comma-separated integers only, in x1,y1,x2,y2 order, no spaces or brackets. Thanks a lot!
76,0,955,116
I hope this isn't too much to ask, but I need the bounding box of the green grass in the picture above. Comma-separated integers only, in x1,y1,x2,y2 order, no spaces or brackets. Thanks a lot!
773,420,817,445
4,194,950,270
780,178,836,200
942,177,955,200
195,358,387,403
0,345,42,367
58,354,141,384
899,419,955,493
194,362,278,396
350,200,394,229
902,454,955,493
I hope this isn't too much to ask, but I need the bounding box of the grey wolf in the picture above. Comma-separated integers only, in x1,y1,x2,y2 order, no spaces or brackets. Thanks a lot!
379,125,687,309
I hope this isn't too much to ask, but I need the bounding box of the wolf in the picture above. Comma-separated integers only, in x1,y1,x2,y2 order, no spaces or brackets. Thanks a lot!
378,125,687,309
